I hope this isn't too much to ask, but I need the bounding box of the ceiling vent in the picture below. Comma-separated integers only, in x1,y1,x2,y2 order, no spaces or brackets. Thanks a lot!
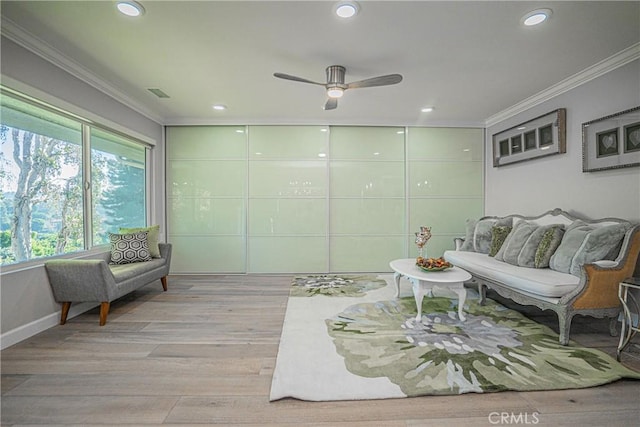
147,88,170,98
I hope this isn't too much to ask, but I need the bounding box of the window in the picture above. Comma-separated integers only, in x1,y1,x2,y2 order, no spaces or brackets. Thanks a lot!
0,88,149,266
91,128,146,245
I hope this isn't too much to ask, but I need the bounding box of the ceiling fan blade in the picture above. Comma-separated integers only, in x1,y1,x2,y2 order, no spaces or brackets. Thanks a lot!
347,74,403,89
273,73,324,85
324,98,338,110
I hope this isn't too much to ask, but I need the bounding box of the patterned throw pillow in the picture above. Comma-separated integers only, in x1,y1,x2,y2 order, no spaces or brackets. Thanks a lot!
109,231,152,265
119,225,160,258
489,225,512,257
534,225,565,268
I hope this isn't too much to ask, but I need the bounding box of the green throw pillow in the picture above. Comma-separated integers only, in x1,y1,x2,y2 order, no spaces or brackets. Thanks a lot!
534,225,565,268
119,225,160,258
489,225,512,257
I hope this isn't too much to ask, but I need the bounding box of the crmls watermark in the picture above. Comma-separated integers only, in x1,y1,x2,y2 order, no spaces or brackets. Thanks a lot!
488,412,540,425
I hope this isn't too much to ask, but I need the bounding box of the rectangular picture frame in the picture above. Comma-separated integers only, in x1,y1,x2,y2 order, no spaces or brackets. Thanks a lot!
596,128,619,158
492,109,566,167
624,122,640,153
582,106,640,172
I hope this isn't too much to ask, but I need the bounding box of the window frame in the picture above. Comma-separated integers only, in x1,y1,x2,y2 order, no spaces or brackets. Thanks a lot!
0,86,153,271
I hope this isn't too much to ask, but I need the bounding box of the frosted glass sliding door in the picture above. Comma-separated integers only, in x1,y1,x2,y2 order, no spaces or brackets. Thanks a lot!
407,128,484,258
166,125,484,274
166,126,247,273
248,126,328,273
329,127,405,272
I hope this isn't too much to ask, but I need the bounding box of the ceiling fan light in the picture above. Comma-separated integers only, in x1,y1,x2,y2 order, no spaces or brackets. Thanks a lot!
117,1,145,17
327,87,344,98
335,1,359,18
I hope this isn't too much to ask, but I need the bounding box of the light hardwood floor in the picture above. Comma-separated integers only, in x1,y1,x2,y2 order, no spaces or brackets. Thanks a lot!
2,274,639,426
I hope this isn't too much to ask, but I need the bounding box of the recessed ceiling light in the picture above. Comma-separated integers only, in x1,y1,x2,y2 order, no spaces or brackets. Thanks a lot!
421,107,434,113
212,104,227,111
117,1,145,17
335,1,359,18
521,9,552,26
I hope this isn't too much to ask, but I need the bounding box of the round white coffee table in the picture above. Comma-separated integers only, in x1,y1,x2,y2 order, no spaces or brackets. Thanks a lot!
389,258,472,322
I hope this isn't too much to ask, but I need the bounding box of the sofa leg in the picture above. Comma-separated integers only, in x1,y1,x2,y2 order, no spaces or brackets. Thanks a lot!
99,302,110,326
60,302,71,325
558,314,572,346
161,276,168,292
609,316,619,337
478,283,487,305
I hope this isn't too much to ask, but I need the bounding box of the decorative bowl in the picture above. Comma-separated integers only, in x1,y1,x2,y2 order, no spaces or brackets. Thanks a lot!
415,256,453,272
417,264,453,272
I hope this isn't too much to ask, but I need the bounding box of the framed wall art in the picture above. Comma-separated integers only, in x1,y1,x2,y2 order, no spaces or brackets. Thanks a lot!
492,109,566,167
582,106,640,172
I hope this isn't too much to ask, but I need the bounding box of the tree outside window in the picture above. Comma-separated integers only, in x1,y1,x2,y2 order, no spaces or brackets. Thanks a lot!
0,90,148,266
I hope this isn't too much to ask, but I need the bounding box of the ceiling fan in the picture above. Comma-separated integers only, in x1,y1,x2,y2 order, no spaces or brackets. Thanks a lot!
273,65,403,110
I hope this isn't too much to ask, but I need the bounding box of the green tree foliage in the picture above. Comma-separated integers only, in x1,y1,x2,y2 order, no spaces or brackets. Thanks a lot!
1,126,82,263
98,158,145,240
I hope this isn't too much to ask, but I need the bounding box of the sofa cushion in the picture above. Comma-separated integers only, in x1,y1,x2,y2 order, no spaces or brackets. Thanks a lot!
517,224,564,268
109,257,167,283
461,217,513,254
534,225,565,268
109,231,152,265
444,250,580,298
549,221,592,274
120,225,160,258
489,225,512,257
459,219,477,252
496,221,537,265
473,219,497,254
569,223,629,276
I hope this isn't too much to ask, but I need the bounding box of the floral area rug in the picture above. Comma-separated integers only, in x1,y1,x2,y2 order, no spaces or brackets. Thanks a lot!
269,274,640,401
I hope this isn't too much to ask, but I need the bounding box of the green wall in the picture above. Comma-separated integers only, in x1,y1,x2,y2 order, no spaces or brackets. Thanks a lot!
166,125,483,273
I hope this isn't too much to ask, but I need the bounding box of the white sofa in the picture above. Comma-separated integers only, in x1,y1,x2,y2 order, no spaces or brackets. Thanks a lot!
444,208,640,345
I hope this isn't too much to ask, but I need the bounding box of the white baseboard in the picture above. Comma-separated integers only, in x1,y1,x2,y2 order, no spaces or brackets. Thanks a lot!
1,302,98,350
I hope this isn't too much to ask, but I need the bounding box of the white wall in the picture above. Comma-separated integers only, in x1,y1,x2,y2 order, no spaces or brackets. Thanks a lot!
0,37,165,347
486,59,640,222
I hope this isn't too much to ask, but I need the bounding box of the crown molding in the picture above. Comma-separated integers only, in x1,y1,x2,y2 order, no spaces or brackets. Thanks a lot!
3,14,636,130
485,43,640,127
1,16,165,125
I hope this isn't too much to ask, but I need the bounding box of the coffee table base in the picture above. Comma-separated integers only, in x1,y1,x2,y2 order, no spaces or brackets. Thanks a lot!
394,272,467,322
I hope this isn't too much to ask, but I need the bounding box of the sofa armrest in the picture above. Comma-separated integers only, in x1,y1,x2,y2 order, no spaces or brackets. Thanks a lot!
158,243,172,263
570,226,640,310
44,259,117,302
